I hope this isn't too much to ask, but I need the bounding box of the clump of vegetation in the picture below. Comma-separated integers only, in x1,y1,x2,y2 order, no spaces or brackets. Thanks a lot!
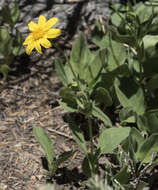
0,1,22,78
27,0,158,189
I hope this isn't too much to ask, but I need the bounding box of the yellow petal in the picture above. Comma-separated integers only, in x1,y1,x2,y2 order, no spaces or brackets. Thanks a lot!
45,29,61,39
26,43,35,55
40,38,52,48
38,15,46,25
35,40,42,54
28,21,38,31
23,33,33,45
45,17,59,29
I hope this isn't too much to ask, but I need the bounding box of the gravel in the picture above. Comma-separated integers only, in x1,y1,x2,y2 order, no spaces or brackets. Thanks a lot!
1,0,121,36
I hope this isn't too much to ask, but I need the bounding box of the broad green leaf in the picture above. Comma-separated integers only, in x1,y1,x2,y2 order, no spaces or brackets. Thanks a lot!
86,49,107,86
70,32,91,76
142,35,158,76
108,38,126,72
130,128,144,153
67,118,88,154
92,34,127,72
137,113,158,134
0,27,12,56
33,126,54,166
55,58,69,86
119,107,136,124
11,2,20,24
92,105,112,127
143,35,158,52
114,77,146,115
0,63,10,79
97,73,115,91
122,127,144,160
111,12,124,27
59,87,77,109
0,27,10,41
98,127,130,154
135,2,158,23
94,87,112,107
113,166,130,185
137,133,158,163
92,19,104,41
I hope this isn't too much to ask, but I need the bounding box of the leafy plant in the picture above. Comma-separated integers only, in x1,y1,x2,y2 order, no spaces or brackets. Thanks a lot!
0,1,22,78
33,126,75,177
54,0,158,188
26,0,158,188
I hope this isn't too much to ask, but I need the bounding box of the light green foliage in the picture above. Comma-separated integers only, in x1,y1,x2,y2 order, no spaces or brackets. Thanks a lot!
34,0,158,188
33,126,75,177
98,127,130,154
137,134,158,163
0,2,22,78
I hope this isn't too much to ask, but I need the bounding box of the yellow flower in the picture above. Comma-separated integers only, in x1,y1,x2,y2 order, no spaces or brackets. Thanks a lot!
23,15,61,55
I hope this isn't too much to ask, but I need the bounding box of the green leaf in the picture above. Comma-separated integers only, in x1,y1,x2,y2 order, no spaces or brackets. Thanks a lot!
130,128,144,153
10,2,20,24
59,100,77,113
142,35,158,76
107,38,127,72
82,153,99,178
12,30,22,56
70,32,91,76
92,34,127,72
33,126,54,166
137,113,158,134
123,127,144,162
97,73,115,91
59,87,77,110
135,2,158,24
119,107,136,124
92,105,112,127
110,27,136,47
137,133,158,163
114,77,146,115
0,27,12,56
111,12,125,27
2,6,13,26
98,127,130,154
94,87,112,107
67,118,88,155
147,74,158,90
137,181,149,190
56,151,76,167
113,166,130,185
55,58,69,86
87,49,107,84
0,63,10,79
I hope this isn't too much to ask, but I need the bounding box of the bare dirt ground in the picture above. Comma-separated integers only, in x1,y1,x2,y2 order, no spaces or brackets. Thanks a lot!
0,42,88,190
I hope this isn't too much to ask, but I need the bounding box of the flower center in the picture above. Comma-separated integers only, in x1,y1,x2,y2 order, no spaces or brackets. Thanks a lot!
33,28,45,40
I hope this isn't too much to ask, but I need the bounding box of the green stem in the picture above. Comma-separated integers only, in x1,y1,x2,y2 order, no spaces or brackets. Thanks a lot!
88,116,94,155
